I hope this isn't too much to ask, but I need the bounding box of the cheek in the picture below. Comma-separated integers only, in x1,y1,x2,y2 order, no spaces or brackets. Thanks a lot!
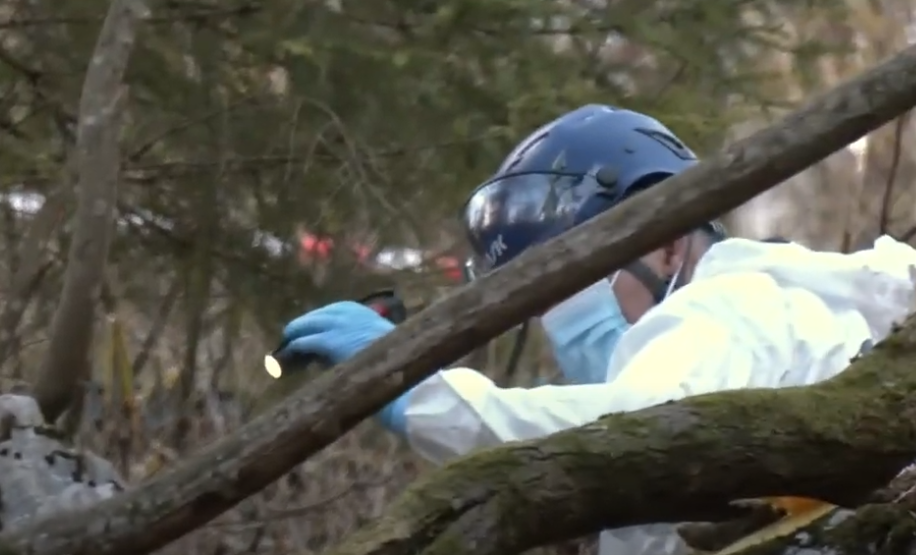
611,283,632,305
612,273,654,317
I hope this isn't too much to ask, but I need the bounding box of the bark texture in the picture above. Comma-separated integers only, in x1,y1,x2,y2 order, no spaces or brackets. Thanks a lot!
724,506,908,555
1,31,916,555
721,466,916,555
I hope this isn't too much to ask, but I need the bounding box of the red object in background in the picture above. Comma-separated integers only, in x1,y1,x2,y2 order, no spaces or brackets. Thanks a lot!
353,244,371,263
297,230,464,283
299,233,334,262
435,256,462,282
299,232,370,262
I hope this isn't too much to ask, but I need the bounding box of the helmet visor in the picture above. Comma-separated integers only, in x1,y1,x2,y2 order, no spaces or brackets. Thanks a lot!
461,172,602,273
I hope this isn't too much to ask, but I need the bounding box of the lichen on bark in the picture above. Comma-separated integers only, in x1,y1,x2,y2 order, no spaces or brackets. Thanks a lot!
731,504,916,555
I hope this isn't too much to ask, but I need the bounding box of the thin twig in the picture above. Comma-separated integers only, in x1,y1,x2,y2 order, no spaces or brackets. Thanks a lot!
877,113,909,234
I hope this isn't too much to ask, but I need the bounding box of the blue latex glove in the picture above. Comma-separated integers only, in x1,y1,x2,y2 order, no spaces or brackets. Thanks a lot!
275,301,412,435
279,301,394,364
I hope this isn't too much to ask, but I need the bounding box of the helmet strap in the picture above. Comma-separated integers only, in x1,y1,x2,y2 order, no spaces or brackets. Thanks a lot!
623,261,670,304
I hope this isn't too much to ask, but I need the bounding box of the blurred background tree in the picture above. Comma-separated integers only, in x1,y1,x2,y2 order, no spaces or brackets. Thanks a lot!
0,0,913,553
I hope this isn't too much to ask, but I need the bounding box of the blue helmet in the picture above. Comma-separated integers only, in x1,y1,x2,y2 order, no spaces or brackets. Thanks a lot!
461,104,709,273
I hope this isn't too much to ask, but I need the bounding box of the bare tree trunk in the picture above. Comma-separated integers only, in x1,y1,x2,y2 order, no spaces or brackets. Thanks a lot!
31,0,148,423
0,39,912,555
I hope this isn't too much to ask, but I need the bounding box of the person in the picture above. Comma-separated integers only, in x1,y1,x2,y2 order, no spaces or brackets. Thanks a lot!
273,105,916,555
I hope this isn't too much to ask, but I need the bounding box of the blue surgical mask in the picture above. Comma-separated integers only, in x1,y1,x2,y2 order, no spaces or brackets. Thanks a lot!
541,259,687,385
541,273,630,385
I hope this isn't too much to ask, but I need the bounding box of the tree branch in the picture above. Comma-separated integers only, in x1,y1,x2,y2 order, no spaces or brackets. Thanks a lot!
320,320,916,555
2,36,916,555
32,0,148,423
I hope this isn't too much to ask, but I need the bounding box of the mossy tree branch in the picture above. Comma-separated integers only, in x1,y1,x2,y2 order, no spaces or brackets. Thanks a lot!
2,35,916,555
321,318,916,555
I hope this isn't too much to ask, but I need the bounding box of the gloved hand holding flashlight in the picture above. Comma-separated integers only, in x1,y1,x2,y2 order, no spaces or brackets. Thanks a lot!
261,290,411,433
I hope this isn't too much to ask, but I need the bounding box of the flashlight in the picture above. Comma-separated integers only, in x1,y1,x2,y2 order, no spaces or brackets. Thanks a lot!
263,289,407,379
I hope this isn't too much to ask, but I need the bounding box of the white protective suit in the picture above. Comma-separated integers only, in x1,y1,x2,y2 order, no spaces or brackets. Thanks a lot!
399,235,916,555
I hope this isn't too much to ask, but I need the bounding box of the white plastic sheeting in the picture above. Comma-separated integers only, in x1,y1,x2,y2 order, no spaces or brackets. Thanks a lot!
0,394,125,529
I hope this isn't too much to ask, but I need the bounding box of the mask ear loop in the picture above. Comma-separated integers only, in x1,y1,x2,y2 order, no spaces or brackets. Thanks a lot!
609,270,621,288
663,261,684,300
663,236,694,300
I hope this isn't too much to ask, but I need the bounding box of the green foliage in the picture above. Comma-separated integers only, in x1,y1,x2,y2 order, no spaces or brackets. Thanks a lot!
0,1,872,553
0,0,849,387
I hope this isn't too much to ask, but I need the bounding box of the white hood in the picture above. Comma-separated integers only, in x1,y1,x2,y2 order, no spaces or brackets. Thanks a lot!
692,235,916,340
